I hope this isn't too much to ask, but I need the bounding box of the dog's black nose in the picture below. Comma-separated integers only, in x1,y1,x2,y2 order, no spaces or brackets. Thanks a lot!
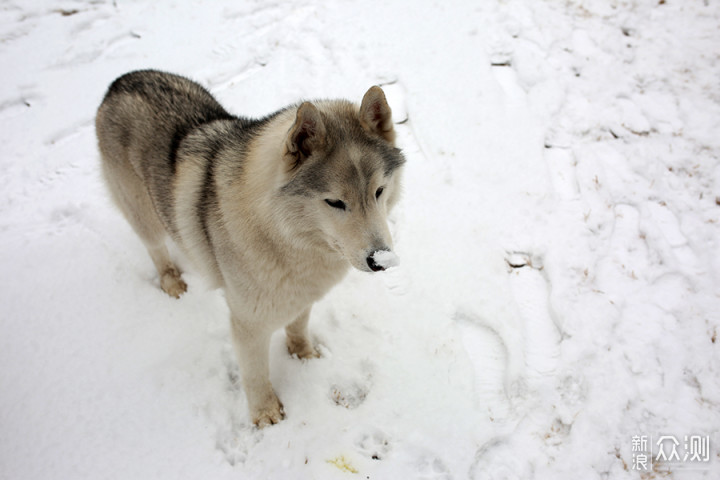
366,254,386,272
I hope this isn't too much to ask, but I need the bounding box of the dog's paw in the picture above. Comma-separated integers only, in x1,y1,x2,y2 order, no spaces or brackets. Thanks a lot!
252,396,285,428
286,336,321,360
160,267,187,298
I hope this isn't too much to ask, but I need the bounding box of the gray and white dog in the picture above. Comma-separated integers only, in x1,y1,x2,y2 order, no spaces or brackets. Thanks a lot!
96,70,405,426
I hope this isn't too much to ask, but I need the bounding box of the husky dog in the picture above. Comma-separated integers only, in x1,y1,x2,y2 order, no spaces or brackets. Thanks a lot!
96,70,405,427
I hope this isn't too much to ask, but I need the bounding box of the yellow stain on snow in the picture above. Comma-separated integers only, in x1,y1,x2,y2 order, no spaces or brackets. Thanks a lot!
326,455,359,474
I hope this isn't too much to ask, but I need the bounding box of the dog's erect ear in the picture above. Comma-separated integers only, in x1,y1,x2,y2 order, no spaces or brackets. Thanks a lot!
359,86,395,143
286,102,327,169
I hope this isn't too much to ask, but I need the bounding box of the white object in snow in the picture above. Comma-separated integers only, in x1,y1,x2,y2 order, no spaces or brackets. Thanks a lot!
372,250,400,269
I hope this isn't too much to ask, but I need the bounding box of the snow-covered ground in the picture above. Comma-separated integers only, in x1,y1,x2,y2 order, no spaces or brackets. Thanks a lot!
2,0,719,478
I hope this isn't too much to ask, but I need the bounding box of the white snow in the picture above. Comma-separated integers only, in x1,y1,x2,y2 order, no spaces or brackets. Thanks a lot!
2,1,720,479
372,250,400,270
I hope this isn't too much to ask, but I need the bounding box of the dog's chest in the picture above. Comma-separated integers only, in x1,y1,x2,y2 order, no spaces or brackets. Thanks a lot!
276,255,348,307
225,246,348,323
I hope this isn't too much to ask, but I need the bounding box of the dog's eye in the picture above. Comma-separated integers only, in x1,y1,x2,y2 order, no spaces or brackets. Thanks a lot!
375,187,384,199
325,199,346,210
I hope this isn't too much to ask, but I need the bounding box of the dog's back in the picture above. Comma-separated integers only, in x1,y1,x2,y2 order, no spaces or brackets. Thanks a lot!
96,70,236,236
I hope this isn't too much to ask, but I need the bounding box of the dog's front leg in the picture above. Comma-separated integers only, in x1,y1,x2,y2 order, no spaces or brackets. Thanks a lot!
285,307,320,359
230,315,284,427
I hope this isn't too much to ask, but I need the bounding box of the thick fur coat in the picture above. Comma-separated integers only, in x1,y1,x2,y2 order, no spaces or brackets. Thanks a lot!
96,70,405,426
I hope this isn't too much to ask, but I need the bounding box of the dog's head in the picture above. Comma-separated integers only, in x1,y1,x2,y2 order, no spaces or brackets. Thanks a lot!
280,86,405,272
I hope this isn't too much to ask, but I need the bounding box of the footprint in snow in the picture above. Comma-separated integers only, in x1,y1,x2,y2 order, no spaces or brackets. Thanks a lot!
329,381,370,409
209,346,260,466
491,64,525,104
453,311,511,421
416,456,452,480
505,253,561,378
214,420,252,466
469,438,532,480
355,429,392,461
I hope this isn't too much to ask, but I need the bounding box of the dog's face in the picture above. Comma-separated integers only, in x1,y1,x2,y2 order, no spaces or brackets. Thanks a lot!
312,142,403,272
281,87,405,272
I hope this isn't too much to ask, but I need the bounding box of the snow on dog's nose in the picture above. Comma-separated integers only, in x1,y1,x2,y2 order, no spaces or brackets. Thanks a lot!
367,249,399,272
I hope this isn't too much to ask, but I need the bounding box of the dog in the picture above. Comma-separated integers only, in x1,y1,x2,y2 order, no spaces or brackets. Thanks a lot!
96,70,405,427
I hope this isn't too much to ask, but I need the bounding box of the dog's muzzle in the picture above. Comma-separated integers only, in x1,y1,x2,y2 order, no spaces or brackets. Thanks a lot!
367,253,386,272
367,249,398,272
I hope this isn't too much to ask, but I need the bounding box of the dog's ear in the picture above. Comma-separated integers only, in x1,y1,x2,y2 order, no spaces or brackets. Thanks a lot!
359,86,395,143
286,102,326,169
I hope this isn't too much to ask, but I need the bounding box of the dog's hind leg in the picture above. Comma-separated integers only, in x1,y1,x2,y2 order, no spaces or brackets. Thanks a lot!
285,307,320,359
101,157,187,298
147,244,187,299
